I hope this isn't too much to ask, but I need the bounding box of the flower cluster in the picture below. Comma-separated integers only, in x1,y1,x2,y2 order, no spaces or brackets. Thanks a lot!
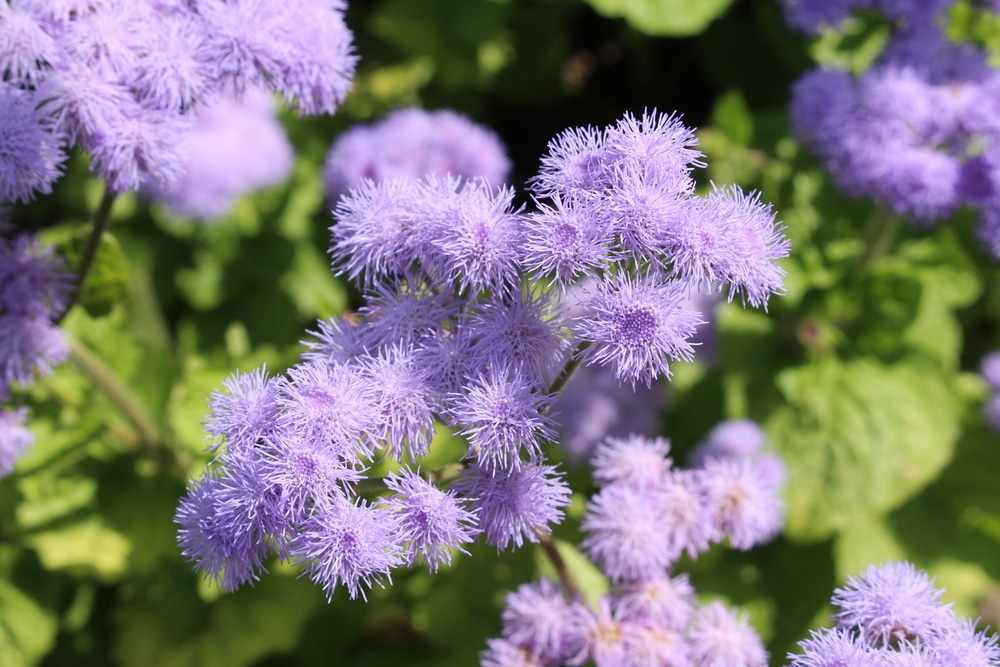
0,230,72,477
0,0,356,202
175,109,790,601
785,561,1000,666
323,106,512,201
786,1,1000,255
481,427,784,667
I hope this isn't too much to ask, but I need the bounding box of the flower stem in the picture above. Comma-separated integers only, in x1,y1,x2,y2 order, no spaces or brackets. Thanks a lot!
58,187,117,322
537,532,580,597
856,207,900,274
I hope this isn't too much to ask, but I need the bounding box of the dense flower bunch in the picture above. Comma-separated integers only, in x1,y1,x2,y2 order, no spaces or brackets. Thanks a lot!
786,0,1000,255
0,229,72,477
0,0,356,202
174,108,790,601
323,106,512,201
142,86,294,221
785,561,1000,666
481,428,785,667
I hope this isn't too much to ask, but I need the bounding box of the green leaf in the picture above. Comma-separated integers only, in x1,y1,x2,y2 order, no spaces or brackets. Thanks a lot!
767,355,963,541
26,515,131,582
534,539,609,608
583,0,735,36
710,90,754,146
0,579,58,667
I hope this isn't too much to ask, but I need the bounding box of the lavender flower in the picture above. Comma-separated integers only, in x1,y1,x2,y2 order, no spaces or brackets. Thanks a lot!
529,124,609,198
358,345,437,461
0,406,33,478
786,628,880,667
480,638,547,667
574,270,702,387
702,457,785,550
383,468,479,572
289,496,404,601
0,85,67,204
981,351,1000,391
143,88,294,220
687,601,769,667
203,367,281,453
590,434,672,489
522,195,614,286
688,419,767,467
500,578,578,662
615,573,696,630
454,459,570,551
324,106,511,201
0,3,66,86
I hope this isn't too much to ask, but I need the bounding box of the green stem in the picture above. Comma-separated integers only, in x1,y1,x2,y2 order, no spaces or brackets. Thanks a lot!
537,532,579,597
856,207,900,274
65,335,185,469
544,342,590,409
58,187,117,322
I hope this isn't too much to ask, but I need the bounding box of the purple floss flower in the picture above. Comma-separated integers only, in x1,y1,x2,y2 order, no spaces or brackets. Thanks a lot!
450,366,556,473
330,177,421,287
419,176,524,295
0,406,33,478
143,88,293,220
413,329,476,397
129,12,215,112
324,106,511,201
84,99,190,194
522,194,614,286
383,468,479,572
275,360,377,463
197,0,289,97
529,123,609,198
605,109,705,185
590,434,672,489
356,277,460,351
0,232,73,318
687,601,769,667
480,638,546,667
500,578,577,662
0,314,69,391
203,367,281,453
0,3,66,86
574,269,703,388
688,419,767,467
58,1,154,78
831,561,953,647
580,481,675,582
256,431,364,524
37,60,134,142
358,345,437,461
924,615,1000,667
622,623,691,667
658,468,719,561
614,572,696,630
465,289,571,383
289,495,404,601
301,315,368,366
0,85,68,205
565,597,630,667
272,0,356,116
454,458,570,551
786,627,881,667
604,161,698,259
702,457,784,551
779,0,863,34
985,393,1000,433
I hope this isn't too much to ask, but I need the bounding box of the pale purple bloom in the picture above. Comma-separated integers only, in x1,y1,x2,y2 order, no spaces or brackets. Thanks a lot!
129,12,215,112
358,345,437,461
622,624,691,667
581,482,675,581
614,573,696,630
324,106,510,201
981,351,1000,390
0,3,66,86
455,459,570,551
1,85,67,204
203,367,281,452
275,361,377,462
0,406,33,478
605,109,704,190
687,601,769,667
702,457,784,550
574,270,702,387
529,123,609,198
384,468,479,572
465,290,571,383
144,88,293,220
356,277,461,351
289,496,404,601
0,314,69,394
37,60,134,141
302,315,368,366
924,615,1000,667
451,366,555,473
0,232,72,318
590,434,672,489
480,638,546,667
832,561,953,646
500,578,577,662
786,627,880,667
565,598,630,667
688,419,767,466
658,468,719,561
521,195,614,285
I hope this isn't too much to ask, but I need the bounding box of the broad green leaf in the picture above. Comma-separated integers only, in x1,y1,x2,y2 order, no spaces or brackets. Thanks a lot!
534,539,609,608
710,90,754,146
27,515,131,581
583,0,735,36
0,579,58,667
767,355,962,541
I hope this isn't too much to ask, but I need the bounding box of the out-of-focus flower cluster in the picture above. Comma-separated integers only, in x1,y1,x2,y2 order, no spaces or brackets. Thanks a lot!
0,0,355,202
481,426,785,667
785,0,1000,256
174,109,790,601
785,561,1000,667
980,350,1000,431
323,106,512,202
0,229,72,477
